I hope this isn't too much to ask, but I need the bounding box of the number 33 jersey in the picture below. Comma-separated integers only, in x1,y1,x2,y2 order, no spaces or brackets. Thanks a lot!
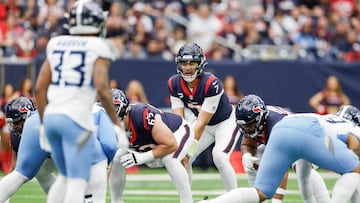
44,35,115,130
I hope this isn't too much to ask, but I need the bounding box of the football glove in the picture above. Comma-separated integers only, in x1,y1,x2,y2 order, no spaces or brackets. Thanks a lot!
120,149,155,168
114,125,129,150
242,153,260,175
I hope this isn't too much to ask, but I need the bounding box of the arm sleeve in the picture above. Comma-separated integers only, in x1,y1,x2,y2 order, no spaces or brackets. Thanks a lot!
201,90,222,114
170,96,184,109
89,38,116,61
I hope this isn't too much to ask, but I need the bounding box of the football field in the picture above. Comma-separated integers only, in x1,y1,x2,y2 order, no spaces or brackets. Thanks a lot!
3,168,339,203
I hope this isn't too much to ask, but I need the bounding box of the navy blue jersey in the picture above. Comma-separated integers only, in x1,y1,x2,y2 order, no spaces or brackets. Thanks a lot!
168,72,232,125
254,106,292,145
128,103,183,152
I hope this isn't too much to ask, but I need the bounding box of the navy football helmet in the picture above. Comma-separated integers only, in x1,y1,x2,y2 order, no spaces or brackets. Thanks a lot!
65,0,106,36
175,43,207,82
5,96,36,135
111,88,130,120
236,94,268,138
336,105,360,127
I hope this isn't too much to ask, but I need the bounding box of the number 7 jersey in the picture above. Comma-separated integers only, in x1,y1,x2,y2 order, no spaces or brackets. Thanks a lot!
44,35,115,130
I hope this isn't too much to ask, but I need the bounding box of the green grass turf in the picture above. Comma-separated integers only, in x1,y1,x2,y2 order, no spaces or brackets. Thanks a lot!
1,168,339,203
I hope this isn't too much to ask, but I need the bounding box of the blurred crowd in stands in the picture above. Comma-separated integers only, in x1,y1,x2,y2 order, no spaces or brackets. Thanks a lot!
1,0,360,62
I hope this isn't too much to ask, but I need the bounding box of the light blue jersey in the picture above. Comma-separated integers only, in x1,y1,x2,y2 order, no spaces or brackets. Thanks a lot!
255,113,360,198
43,34,115,181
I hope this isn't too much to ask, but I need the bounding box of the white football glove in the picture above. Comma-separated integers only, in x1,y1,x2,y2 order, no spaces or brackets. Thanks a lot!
39,124,51,152
120,150,155,168
242,153,260,175
114,125,129,150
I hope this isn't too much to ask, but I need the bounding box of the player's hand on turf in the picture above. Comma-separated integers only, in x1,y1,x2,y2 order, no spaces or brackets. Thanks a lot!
242,153,260,175
120,150,155,168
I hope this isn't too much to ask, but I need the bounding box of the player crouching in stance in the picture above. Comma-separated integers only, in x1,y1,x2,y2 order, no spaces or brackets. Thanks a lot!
335,105,360,203
236,95,330,203
0,96,56,202
198,112,360,203
236,95,291,203
108,89,195,203
0,96,123,203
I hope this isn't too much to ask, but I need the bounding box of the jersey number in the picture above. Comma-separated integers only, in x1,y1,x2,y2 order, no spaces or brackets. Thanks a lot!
51,50,86,87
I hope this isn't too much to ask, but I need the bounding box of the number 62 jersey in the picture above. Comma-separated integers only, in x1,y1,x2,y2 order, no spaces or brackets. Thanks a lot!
44,35,115,131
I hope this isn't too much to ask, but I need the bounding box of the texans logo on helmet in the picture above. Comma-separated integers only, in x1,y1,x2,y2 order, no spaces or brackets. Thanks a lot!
19,107,29,113
113,99,121,104
253,107,262,113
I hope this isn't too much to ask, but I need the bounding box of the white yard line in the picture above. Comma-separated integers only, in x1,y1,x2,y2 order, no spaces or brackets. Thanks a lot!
125,172,340,181
1,171,340,182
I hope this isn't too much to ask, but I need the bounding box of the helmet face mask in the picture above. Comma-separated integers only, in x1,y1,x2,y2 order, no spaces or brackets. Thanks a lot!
6,119,25,135
175,43,207,82
238,121,257,137
236,95,268,138
111,88,130,120
336,105,360,127
5,96,36,135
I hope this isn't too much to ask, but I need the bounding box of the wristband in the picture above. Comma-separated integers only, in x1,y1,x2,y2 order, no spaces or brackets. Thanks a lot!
276,188,286,196
187,140,198,157
142,150,155,163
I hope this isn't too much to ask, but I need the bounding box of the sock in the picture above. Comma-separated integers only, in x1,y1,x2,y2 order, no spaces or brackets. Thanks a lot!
187,155,195,186
310,169,330,203
35,173,56,194
109,159,126,203
0,170,28,202
64,177,87,203
88,160,107,203
246,172,256,187
207,188,260,203
213,151,237,191
35,158,56,194
271,199,281,203
47,175,66,203
295,160,316,203
164,159,193,203
331,173,360,203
